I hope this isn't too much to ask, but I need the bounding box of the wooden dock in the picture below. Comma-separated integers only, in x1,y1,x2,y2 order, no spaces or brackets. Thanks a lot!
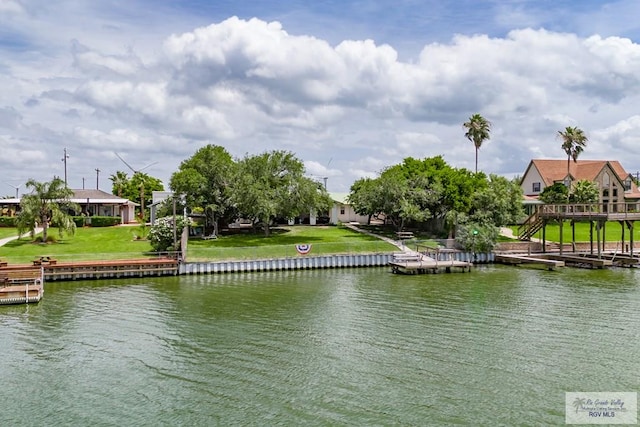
543,254,613,269
0,258,179,282
579,253,640,267
0,266,44,305
494,254,565,270
389,253,472,274
496,253,615,269
41,258,179,281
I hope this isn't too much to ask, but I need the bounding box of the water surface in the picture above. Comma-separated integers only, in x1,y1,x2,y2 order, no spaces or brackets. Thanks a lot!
1,266,638,426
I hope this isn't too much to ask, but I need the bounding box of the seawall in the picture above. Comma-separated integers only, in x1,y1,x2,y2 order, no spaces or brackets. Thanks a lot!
181,251,494,275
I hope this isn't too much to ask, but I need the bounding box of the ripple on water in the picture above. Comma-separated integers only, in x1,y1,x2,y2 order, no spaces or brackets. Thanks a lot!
1,267,639,425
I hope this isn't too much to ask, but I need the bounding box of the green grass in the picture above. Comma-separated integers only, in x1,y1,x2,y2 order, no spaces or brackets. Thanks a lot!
510,221,640,243
0,226,153,264
0,224,401,263
0,227,20,239
186,225,399,261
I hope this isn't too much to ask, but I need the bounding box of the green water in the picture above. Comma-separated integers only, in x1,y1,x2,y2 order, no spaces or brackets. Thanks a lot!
1,266,639,426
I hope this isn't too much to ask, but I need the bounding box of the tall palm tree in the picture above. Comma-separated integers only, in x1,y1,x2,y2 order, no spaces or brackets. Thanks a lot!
463,113,492,173
16,177,80,243
558,126,588,177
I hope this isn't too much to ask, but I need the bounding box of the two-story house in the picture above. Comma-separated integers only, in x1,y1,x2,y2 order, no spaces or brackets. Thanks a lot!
520,159,640,213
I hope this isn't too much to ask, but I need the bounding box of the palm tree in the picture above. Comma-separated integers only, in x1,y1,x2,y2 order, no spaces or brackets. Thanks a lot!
16,177,79,243
558,126,588,177
463,113,492,173
110,171,129,197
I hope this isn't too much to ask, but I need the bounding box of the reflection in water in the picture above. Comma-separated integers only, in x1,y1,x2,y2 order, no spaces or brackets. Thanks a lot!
1,266,639,425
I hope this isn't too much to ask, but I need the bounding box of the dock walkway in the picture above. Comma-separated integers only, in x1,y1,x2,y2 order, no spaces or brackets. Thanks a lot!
495,254,564,270
388,253,472,274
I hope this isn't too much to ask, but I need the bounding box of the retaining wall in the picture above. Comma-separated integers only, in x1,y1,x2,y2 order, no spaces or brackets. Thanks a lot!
181,251,494,275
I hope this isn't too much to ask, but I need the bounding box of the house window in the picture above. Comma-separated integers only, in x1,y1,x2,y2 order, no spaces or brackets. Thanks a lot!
340,207,345,215
532,182,541,192
624,177,632,191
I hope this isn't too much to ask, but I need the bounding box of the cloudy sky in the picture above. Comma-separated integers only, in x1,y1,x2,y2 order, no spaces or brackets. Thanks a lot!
2,0,640,195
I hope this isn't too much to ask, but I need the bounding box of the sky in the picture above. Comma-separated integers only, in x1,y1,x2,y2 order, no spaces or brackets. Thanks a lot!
2,0,640,196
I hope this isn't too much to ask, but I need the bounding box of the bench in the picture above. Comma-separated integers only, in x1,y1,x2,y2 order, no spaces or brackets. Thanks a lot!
392,254,423,262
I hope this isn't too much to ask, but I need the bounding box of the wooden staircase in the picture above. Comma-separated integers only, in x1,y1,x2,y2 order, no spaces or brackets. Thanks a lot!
518,210,543,241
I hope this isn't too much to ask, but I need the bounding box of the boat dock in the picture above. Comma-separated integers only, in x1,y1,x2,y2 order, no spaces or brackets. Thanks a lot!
495,252,620,269
580,253,640,267
41,258,179,281
494,254,565,270
0,266,44,305
543,254,613,269
389,253,472,274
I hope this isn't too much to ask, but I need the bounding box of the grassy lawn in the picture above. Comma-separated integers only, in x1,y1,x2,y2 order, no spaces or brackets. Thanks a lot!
0,225,153,264
0,227,21,239
186,225,399,261
0,224,400,264
510,221,640,242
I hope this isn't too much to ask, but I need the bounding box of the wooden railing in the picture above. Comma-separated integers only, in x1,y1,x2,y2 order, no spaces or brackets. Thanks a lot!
540,202,640,218
518,210,543,241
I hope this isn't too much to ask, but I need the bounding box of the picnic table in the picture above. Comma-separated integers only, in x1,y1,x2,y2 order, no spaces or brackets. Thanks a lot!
396,231,415,240
33,256,57,266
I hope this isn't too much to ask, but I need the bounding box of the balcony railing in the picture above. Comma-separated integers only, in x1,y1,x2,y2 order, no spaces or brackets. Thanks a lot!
539,202,640,219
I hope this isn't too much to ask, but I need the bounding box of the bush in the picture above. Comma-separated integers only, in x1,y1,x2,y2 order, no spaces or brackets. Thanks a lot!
71,216,121,227
89,216,122,227
455,222,499,252
148,216,188,252
0,216,17,227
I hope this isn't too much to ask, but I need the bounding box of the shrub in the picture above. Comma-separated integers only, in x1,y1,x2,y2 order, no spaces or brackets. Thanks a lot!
89,216,122,227
0,217,17,227
148,216,188,252
71,216,121,227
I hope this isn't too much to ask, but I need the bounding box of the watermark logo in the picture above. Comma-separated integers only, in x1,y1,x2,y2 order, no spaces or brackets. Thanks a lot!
566,392,637,424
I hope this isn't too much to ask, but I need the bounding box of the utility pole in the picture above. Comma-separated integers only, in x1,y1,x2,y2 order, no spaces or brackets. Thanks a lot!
95,168,101,190
82,177,85,189
61,148,69,185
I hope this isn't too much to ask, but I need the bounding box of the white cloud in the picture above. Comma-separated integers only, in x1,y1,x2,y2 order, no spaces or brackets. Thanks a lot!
4,10,640,191
0,0,23,14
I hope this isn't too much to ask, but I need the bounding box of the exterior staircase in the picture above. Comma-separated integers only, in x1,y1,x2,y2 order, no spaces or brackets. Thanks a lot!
518,210,543,241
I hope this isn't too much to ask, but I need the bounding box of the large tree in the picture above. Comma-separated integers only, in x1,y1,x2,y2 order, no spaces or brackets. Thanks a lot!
558,126,588,177
348,177,382,225
231,150,332,235
17,177,80,243
348,156,486,233
470,175,524,227
169,144,235,236
463,113,491,173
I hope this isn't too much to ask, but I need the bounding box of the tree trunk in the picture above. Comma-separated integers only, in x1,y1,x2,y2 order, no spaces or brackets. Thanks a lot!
475,147,479,173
